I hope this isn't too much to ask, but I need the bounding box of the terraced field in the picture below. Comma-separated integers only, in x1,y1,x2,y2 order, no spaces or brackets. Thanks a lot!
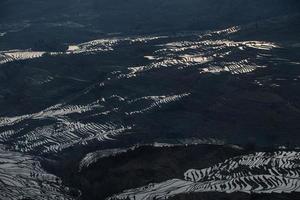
0,145,72,200
1,17,300,154
0,7,300,200
109,151,300,200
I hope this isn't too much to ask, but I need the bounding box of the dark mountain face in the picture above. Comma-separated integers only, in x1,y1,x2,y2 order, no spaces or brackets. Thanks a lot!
1,0,300,53
0,0,299,45
0,1,300,200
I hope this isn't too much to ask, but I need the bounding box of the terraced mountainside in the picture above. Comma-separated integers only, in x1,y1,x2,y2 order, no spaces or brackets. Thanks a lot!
51,144,246,200
43,143,300,200
0,15,300,157
108,151,300,200
0,3,300,200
